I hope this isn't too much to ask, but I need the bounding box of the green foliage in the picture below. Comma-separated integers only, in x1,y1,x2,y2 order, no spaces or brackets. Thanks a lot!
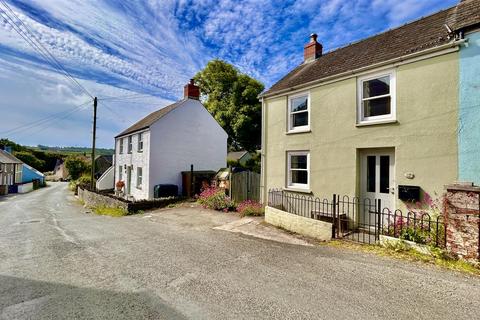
194,59,264,152
65,155,90,180
236,200,264,216
93,206,127,217
0,138,66,172
227,152,261,173
13,151,45,170
197,187,235,211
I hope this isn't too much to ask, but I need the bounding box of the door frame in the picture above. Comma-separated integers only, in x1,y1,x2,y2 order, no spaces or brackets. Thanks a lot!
358,148,396,224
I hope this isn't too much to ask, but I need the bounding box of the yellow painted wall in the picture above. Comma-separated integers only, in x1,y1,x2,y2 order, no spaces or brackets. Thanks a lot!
262,52,459,208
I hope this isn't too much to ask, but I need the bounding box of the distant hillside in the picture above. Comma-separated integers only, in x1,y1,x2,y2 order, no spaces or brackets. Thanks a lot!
0,139,113,172
33,145,114,156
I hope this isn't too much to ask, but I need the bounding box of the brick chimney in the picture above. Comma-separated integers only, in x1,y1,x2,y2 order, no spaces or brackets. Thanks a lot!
184,79,200,100
304,33,322,63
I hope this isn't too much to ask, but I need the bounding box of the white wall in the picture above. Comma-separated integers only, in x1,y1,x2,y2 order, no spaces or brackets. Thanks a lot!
114,129,150,200
148,99,227,199
96,166,114,190
17,182,33,194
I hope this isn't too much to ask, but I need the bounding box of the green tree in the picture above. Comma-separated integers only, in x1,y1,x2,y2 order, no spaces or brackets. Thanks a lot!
13,151,45,170
194,59,264,152
65,155,90,180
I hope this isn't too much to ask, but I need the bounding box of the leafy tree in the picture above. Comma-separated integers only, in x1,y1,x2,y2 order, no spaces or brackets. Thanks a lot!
65,155,90,180
13,151,45,170
194,59,264,152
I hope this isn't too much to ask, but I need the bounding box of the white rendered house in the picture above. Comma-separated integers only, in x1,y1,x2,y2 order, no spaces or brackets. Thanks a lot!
111,80,227,200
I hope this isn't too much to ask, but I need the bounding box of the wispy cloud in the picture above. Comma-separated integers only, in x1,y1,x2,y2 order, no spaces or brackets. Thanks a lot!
0,0,457,147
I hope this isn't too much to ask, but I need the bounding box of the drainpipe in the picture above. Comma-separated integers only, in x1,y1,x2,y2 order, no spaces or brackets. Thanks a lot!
260,97,266,204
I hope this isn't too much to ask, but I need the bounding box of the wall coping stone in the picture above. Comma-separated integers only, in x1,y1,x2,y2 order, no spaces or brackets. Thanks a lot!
445,183,480,193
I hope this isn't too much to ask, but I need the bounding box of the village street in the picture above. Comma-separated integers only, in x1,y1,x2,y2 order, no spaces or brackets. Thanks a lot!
0,182,479,320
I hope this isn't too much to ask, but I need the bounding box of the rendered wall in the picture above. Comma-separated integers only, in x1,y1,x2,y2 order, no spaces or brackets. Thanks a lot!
458,31,480,185
265,206,332,241
148,99,227,199
115,129,150,200
263,53,459,208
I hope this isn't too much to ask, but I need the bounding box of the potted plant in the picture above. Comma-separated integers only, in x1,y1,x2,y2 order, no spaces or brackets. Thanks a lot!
115,180,125,196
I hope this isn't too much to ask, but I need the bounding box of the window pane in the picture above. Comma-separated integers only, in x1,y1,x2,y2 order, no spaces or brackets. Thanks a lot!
363,96,391,117
291,96,308,112
291,170,308,184
367,156,376,193
290,155,307,169
380,156,390,194
292,112,308,127
363,76,389,98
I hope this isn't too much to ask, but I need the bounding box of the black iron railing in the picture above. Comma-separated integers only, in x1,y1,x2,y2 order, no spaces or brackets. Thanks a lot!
268,189,446,247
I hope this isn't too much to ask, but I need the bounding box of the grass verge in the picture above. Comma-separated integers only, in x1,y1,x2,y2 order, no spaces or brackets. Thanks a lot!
324,240,480,276
93,206,127,217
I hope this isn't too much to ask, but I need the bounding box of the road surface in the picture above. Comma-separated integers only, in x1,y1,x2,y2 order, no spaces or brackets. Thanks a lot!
0,182,479,319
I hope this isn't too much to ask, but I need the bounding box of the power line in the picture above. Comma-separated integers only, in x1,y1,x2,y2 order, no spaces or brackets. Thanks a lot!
98,93,154,101
0,1,93,98
0,100,91,136
9,102,91,141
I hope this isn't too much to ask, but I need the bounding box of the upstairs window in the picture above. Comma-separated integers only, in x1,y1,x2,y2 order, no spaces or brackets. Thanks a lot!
287,151,310,189
127,136,133,154
358,71,396,124
288,92,310,132
119,139,124,154
138,133,143,152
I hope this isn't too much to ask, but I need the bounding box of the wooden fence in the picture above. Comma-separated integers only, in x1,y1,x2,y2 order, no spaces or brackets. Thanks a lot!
230,171,260,203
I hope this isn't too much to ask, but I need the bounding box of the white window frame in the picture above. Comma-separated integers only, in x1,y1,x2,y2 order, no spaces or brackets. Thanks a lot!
127,136,133,154
288,92,310,133
287,151,310,189
119,138,124,154
136,167,143,189
357,70,396,124
118,165,123,181
137,132,143,152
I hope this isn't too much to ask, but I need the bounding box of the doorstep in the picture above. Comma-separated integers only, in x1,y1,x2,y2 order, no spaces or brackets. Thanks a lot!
214,217,313,246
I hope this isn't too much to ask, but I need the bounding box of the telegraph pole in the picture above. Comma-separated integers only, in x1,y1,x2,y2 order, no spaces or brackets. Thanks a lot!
90,97,97,190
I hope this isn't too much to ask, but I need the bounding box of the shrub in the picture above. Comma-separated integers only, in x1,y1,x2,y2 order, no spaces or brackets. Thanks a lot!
197,187,235,211
236,200,264,216
65,155,90,180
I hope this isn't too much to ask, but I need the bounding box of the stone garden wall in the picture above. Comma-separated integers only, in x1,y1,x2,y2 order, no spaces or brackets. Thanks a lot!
78,187,183,213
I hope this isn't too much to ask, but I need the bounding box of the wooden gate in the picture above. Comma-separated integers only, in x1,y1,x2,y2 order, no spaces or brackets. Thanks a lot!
231,171,260,203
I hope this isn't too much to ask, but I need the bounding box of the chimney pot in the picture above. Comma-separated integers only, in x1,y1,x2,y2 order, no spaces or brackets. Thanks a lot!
184,79,200,100
304,33,322,63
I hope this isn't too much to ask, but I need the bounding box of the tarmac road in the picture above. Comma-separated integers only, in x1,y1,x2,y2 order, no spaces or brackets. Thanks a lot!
0,182,479,319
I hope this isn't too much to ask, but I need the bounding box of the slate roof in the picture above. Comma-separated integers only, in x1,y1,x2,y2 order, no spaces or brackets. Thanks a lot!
227,151,249,162
446,0,480,32
115,99,186,138
262,0,480,97
0,149,23,164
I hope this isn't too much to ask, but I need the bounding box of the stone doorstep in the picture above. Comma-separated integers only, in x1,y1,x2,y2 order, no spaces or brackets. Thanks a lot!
213,217,314,247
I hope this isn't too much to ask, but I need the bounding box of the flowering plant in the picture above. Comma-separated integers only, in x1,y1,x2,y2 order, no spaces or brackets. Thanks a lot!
197,187,235,211
116,180,125,189
236,200,264,217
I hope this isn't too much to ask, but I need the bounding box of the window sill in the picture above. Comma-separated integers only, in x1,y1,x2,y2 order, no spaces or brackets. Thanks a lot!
283,187,312,194
356,119,398,127
286,129,311,135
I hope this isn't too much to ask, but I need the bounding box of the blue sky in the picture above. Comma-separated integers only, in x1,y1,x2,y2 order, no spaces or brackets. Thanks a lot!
0,0,457,148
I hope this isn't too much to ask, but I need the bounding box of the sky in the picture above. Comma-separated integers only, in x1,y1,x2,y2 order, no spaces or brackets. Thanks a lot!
0,0,458,148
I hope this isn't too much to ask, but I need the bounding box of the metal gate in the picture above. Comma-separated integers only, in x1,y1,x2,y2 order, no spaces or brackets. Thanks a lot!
268,189,445,247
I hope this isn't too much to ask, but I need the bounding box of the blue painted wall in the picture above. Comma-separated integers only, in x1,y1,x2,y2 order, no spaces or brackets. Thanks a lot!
22,164,44,183
459,31,480,185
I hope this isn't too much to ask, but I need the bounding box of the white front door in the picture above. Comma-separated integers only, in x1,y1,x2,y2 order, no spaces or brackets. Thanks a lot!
360,149,395,225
